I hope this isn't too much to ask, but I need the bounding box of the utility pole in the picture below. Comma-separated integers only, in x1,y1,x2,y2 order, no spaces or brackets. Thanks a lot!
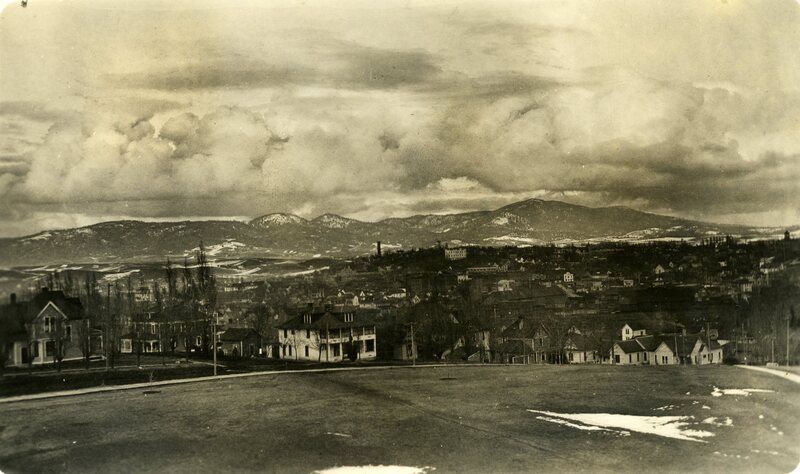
105,283,111,371
410,322,416,366
212,312,217,376
787,313,791,367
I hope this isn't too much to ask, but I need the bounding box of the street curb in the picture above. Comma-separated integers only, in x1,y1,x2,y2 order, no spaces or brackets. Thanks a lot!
736,364,800,384
0,364,509,404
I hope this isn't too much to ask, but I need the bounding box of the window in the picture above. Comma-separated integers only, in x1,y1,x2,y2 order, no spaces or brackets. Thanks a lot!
636,353,640,362
344,313,354,323
45,340,55,357
643,352,648,361
304,346,309,357
122,339,132,352
661,355,668,364
628,354,632,363
366,339,375,352
288,346,292,356
303,314,311,324
283,329,287,339
306,329,310,339
614,355,620,363
568,352,574,362
44,316,53,332
195,336,202,346
282,346,286,356
66,325,72,341
333,344,340,357
32,342,40,358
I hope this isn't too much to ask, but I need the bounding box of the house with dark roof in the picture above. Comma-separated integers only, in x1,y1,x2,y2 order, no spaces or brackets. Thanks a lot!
219,327,261,358
612,339,648,365
277,304,377,362
564,333,599,364
1,289,89,368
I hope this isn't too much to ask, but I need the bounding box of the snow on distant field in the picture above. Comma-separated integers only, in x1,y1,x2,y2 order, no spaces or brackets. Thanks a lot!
485,235,543,245
314,466,434,474
189,241,246,256
492,216,509,226
283,266,330,277
711,387,775,397
100,270,141,282
22,232,52,242
527,409,715,442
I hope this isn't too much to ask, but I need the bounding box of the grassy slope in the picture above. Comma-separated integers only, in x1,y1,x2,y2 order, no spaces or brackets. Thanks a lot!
0,365,797,473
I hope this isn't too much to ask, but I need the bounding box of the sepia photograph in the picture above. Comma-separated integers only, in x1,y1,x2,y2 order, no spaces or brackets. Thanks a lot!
0,0,799,472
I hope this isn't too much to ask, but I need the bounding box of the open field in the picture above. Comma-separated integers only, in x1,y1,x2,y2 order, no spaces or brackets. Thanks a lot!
0,365,798,473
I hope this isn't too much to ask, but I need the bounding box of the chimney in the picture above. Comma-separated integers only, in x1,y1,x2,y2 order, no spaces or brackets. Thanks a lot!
377,241,382,257
10,293,16,304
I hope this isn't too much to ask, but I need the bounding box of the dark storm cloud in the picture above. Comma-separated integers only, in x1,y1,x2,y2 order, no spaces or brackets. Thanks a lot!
335,47,442,89
0,101,72,123
112,61,317,90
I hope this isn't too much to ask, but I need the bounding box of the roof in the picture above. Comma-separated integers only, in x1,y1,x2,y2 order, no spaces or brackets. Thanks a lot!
564,334,597,352
494,339,534,355
615,340,645,354
220,327,260,342
0,289,84,337
278,307,378,331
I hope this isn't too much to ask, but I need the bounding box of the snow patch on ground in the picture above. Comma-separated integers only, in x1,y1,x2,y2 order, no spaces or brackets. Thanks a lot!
702,417,733,427
325,432,352,438
314,466,435,474
491,217,509,226
100,270,141,282
527,409,714,442
653,405,678,411
711,387,774,397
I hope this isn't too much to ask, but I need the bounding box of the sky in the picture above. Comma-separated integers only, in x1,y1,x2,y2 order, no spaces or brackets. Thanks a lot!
1,0,799,237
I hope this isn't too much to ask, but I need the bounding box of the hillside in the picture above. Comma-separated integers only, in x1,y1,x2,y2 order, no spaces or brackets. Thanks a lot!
0,199,791,265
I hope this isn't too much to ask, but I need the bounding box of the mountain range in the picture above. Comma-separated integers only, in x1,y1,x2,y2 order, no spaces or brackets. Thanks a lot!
0,199,794,266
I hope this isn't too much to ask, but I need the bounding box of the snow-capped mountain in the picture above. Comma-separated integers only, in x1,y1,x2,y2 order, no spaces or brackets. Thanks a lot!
0,199,793,265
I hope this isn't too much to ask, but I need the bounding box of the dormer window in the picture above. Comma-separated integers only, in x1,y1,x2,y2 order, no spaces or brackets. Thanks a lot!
344,313,354,323
303,313,311,324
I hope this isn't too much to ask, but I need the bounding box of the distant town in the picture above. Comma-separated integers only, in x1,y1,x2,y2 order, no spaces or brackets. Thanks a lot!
2,231,798,376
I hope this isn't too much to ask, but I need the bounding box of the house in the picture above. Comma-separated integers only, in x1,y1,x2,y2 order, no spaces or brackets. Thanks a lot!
1,289,92,368
612,340,647,365
563,272,574,283
654,265,666,275
621,323,646,341
613,333,725,366
563,334,599,364
497,317,548,363
277,304,377,362
219,327,261,358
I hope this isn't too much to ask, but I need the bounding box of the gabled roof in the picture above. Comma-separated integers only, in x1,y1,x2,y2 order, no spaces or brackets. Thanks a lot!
615,340,645,354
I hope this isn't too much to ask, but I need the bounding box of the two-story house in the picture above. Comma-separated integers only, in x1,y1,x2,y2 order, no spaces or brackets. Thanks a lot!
1,289,89,368
277,304,378,362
